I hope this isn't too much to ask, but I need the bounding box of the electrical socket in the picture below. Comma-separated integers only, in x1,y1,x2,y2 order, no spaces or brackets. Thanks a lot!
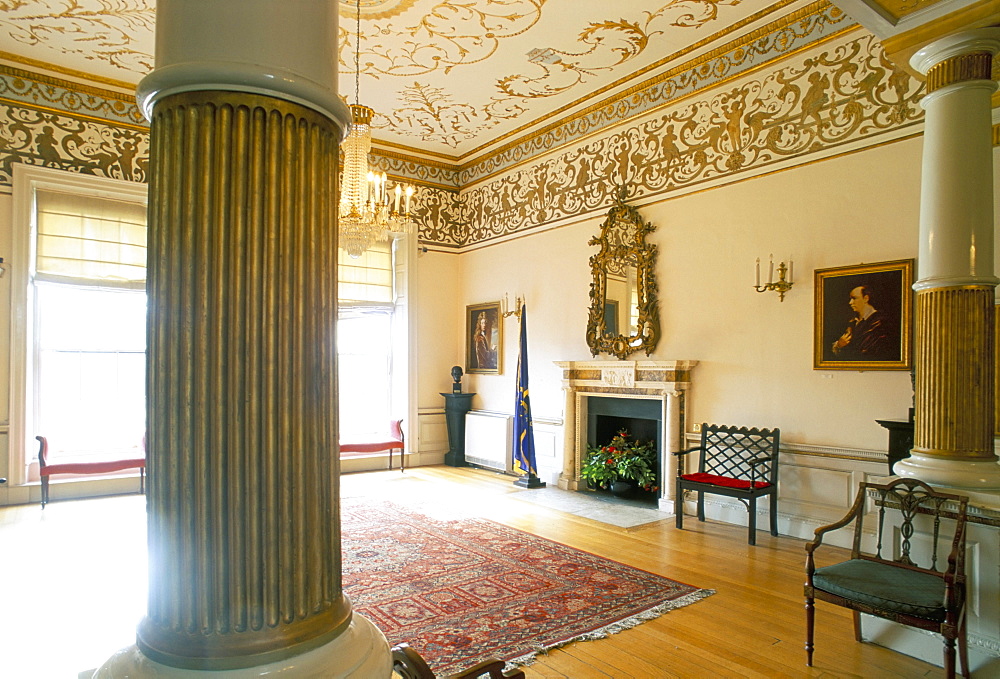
693,423,702,432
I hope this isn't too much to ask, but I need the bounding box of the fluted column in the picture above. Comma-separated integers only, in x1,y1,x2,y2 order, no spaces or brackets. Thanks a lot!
895,29,1000,489
94,1,390,676
558,385,579,490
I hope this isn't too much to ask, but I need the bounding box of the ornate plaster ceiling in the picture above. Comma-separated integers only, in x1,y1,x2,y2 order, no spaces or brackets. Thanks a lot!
0,0,824,161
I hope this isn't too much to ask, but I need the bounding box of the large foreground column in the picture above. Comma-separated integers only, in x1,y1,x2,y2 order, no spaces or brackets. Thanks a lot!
94,1,389,676
896,28,1000,490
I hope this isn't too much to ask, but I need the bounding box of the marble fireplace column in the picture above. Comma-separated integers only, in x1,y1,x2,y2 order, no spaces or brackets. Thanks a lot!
93,1,390,676
895,28,1000,490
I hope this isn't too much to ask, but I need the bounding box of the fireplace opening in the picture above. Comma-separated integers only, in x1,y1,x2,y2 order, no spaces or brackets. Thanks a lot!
587,396,661,505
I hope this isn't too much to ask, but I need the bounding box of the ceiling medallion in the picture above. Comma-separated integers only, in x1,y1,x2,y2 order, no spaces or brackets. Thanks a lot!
337,0,419,20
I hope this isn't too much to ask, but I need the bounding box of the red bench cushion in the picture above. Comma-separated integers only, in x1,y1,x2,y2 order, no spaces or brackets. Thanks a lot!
41,458,145,477
339,440,403,454
680,472,771,490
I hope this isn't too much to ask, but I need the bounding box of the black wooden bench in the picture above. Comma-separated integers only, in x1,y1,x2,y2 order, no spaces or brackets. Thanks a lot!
674,423,780,545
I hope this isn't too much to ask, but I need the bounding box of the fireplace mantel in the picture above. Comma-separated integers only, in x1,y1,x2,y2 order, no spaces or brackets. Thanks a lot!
555,360,697,512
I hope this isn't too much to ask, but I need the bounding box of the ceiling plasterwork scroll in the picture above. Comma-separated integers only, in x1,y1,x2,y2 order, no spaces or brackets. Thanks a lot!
338,0,741,148
0,0,154,76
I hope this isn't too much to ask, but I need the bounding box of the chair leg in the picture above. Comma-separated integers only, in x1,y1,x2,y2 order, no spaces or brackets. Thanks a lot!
769,492,778,536
805,596,815,666
41,476,48,509
697,491,705,522
944,636,957,679
853,611,863,642
959,610,970,679
748,496,757,545
675,480,684,529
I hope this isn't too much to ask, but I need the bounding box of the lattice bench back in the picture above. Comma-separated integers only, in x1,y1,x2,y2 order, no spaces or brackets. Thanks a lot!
693,424,780,485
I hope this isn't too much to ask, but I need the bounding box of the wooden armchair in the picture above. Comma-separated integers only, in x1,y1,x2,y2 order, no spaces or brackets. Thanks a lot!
674,423,780,545
391,643,525,679
805,478,969,678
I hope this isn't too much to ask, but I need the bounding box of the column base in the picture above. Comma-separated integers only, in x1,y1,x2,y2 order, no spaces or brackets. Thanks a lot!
894,452,1000,490
90,614,390,678
557,474,582,491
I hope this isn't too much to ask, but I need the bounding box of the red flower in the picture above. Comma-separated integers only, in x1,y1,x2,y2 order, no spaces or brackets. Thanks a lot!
607,459,614,465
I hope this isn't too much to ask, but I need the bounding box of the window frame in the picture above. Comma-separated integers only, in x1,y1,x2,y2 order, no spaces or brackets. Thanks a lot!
9,165,147,486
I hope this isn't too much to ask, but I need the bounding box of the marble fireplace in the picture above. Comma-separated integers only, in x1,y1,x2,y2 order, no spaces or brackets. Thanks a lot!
555,360,697,513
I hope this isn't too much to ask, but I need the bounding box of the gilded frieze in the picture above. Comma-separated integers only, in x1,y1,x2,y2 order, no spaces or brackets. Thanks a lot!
0,102,149,188
460,32,923,246
458,0,852,185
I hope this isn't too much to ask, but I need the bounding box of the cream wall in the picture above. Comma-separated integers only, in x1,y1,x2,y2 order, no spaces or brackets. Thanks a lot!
437,136,926,458
0,193,10,499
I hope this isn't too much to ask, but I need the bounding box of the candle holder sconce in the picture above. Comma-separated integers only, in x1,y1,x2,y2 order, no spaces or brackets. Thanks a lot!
754,255,793,302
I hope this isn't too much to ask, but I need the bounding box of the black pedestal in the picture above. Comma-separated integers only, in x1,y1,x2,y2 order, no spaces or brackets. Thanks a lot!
876,418,914,474
441,392,475,467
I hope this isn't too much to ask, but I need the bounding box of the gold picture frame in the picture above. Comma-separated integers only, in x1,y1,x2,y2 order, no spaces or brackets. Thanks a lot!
814,259,914,371
466,302,502,375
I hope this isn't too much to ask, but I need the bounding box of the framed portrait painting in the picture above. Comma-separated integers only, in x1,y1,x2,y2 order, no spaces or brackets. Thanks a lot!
814,259,914,371
466,302,502,374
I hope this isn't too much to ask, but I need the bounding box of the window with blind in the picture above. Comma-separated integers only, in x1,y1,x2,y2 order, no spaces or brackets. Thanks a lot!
337,238,399,442
32,189,148,464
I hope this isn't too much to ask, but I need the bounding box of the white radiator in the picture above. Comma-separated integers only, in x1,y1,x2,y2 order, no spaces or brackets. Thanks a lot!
464,410,512,472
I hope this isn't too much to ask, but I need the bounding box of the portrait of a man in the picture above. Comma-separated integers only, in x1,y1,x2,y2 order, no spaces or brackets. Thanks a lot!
814,260,913,370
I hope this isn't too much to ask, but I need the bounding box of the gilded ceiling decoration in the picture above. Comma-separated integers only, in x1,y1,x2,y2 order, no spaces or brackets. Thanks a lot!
352,0,744,148
460,31,923,246
0,0,153,78
0,0,766,156
457,0,851,185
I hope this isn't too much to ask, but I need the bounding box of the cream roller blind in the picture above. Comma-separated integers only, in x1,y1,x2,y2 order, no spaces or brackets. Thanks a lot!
35,189,147,289
338,239,393,307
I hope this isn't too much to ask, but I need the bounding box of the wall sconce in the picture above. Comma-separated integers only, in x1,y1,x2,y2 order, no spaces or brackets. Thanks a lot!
754,255,793,302
501,293,523,320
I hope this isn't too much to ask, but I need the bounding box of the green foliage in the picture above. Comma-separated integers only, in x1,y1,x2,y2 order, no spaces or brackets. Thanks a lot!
580,430,657,490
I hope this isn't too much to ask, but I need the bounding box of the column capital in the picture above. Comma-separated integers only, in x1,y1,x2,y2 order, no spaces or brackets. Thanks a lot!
137,0,350,130
910,27,1000,77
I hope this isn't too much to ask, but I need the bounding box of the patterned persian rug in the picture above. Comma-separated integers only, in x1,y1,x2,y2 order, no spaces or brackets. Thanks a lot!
341,498,714,674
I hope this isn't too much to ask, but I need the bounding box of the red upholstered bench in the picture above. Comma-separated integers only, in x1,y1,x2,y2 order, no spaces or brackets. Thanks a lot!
339,419,405,471
674,423,780,545
36,435,145,508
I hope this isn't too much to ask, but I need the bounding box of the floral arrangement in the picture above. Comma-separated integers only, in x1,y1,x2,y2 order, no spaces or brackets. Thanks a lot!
580,429,657,490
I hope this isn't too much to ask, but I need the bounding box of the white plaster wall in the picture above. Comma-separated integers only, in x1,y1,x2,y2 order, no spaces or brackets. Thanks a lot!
437,137,926,457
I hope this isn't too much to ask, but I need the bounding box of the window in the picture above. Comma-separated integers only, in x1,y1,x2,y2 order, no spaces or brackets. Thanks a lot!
9,166,148,484
337,239,402,442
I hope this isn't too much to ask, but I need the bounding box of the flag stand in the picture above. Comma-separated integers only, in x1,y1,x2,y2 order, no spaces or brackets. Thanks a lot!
513,473,546,489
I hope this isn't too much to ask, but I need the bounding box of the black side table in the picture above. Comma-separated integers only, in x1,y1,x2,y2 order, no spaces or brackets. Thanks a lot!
441,392,475,467
875,419,914,474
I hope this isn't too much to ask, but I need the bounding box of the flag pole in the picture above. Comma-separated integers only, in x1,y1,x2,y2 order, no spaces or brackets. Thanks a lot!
512,303,546,489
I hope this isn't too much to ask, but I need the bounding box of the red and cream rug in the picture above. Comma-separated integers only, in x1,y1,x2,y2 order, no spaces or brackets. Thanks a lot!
341,497,713,674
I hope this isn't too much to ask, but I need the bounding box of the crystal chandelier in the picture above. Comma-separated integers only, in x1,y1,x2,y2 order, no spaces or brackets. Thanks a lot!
339,0,413,259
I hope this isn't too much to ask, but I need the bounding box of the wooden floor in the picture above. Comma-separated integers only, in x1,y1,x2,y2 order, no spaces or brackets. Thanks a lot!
0,465,943,678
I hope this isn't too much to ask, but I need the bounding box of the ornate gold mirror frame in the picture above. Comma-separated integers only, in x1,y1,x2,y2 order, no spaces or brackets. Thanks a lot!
586,192,660,360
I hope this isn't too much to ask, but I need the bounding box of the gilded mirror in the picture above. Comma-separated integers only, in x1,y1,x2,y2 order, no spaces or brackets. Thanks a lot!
586,193,660,360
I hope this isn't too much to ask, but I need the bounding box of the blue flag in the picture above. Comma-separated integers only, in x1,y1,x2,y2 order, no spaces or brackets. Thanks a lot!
512,304,537,477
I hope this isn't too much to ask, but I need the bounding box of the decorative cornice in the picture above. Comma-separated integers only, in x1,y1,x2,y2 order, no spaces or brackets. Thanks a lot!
925,51,995,92
0,63,146,128
457,0,855,186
